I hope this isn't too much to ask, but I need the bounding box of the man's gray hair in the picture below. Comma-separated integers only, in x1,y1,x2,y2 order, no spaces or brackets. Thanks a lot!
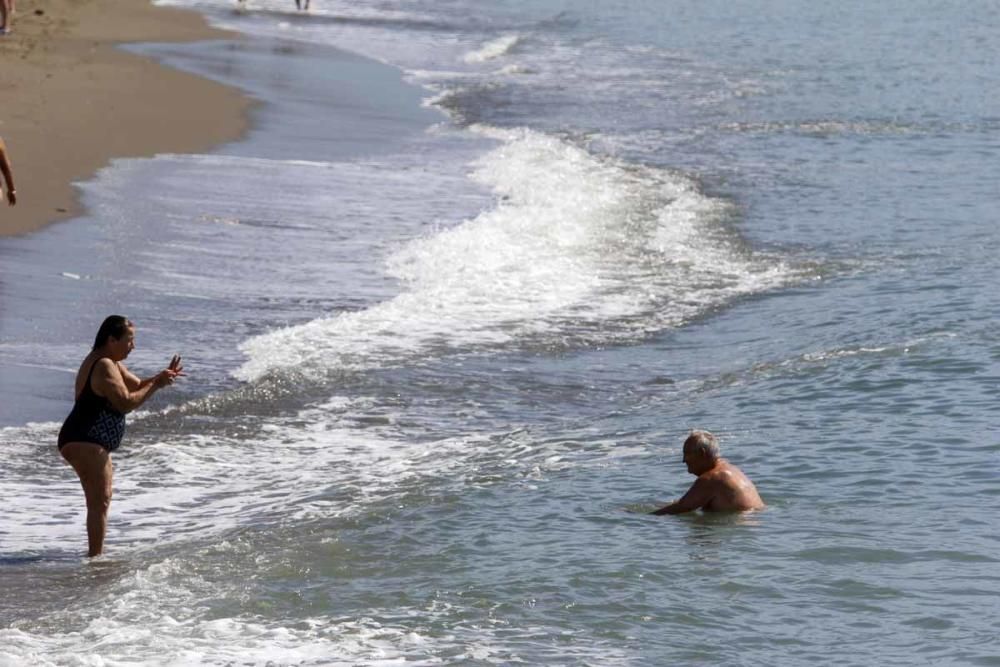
684,430,720,460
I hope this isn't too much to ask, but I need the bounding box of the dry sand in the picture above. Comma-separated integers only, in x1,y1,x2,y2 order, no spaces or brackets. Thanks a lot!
0,0,254,236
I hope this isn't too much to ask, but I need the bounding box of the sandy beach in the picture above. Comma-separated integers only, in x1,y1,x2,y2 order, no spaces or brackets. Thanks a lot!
0,0,253,236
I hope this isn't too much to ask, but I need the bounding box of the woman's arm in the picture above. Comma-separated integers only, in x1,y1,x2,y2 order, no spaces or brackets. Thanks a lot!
91,358,180,413
117,363,145,391
119,355,183,391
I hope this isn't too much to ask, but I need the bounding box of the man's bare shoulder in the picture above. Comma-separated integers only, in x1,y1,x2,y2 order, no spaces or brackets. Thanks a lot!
700,460,735,479
702,461,755,487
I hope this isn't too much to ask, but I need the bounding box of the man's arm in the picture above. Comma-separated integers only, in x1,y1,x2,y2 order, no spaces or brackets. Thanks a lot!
650,477,715,515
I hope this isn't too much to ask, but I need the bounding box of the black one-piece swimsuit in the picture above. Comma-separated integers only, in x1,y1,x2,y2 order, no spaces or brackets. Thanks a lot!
57,359,126,452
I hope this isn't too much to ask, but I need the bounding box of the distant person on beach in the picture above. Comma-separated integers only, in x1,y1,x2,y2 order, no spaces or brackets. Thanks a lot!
57,316,184,557
235,0,309,10
650,430,764,515
0,136,15,205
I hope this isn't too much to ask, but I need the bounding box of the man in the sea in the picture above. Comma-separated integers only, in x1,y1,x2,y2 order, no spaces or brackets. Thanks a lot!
651,430,764,515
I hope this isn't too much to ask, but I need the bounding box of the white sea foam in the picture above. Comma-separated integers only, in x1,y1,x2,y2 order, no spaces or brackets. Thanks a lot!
463,34,521,63
236,127,793,381
0,561,493,666
0,387,628,561
0,397,523,554
0,401,632,666
2,591,630,666
495,63,534,76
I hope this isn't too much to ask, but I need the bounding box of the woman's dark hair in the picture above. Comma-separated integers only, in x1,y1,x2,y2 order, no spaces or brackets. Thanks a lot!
93,315,133,350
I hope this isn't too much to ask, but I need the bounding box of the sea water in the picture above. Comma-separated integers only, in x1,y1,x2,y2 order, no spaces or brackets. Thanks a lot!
1,0,999,664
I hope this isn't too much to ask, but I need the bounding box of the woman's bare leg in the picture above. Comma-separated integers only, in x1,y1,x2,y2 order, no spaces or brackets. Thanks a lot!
61,442,113,557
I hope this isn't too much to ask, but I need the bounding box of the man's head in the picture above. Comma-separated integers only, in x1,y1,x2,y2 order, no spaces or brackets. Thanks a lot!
682,430,720,475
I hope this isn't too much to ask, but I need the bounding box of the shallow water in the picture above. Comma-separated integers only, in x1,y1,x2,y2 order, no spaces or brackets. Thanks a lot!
2,0,999,664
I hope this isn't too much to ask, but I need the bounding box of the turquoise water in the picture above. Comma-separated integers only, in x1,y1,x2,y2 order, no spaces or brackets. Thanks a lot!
1,0,999,664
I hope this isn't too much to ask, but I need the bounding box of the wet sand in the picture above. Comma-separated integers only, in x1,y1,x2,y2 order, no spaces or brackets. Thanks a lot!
0,0,254,236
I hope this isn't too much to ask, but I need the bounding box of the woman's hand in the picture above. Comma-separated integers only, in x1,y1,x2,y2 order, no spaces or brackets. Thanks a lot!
154,355,186,388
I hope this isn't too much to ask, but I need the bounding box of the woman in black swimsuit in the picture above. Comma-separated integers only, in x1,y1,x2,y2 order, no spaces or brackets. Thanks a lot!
58,315,184,557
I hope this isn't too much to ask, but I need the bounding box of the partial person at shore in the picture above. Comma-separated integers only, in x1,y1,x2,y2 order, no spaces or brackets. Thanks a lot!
651,430,764,515
0,136,16,205
57,316,184,557
0,0,12,35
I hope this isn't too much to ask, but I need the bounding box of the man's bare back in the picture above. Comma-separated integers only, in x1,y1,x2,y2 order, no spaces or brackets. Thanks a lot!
692,459,764,512
651,430,764,516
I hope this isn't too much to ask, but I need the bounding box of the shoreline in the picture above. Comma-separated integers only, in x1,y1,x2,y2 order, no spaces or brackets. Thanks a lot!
0,21,447,428
0,0,255,237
